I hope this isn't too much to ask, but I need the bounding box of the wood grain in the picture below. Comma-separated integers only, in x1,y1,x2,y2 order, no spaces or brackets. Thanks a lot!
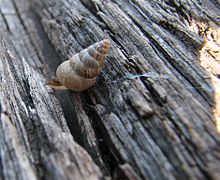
0,0,220,179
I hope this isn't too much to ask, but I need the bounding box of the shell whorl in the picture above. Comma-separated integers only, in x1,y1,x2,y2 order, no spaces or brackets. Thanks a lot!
56,39,111,91
71,39,111,78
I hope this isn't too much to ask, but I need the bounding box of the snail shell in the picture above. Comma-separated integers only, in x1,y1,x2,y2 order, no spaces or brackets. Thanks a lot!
49,39,111,91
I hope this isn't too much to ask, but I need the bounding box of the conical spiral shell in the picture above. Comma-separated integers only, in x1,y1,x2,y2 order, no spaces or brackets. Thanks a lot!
56,39,111,91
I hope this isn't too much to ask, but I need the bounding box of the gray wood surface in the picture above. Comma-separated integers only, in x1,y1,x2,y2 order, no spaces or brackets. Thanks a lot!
0,0,220,180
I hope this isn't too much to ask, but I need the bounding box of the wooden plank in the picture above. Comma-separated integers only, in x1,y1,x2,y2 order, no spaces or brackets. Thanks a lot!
0,0,220,179
0,30,102,180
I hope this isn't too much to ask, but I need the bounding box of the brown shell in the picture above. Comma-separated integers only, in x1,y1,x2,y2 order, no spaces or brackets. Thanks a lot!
56,39,111,91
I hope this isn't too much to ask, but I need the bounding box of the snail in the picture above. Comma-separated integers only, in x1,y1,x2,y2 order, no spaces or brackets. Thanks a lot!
47,39,111,91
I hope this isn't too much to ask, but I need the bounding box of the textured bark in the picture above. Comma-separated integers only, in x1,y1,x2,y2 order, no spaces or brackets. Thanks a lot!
0,0,220,180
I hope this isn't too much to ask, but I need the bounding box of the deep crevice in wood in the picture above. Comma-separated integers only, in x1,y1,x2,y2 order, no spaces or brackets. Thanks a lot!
82,98,118,176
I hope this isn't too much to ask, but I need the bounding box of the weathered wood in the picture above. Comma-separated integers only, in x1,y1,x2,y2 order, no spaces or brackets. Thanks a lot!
0,30,103,180
0,0,220,179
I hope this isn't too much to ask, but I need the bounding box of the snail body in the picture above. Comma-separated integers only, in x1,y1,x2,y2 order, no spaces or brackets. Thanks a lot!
48,39,111,91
